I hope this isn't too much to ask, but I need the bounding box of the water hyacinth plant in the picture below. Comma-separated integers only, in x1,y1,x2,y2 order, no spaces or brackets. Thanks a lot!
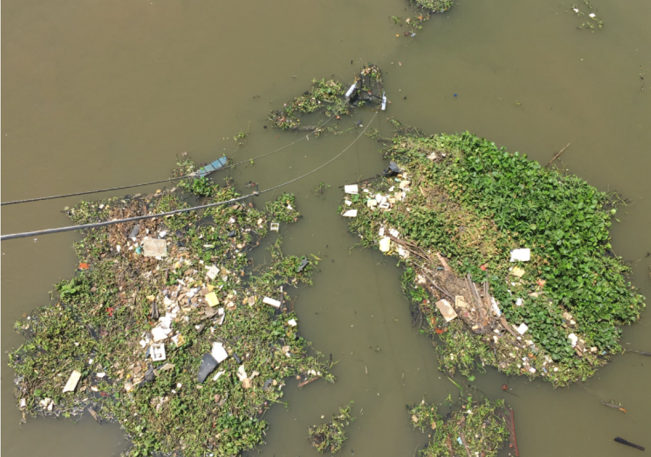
344,125,645,386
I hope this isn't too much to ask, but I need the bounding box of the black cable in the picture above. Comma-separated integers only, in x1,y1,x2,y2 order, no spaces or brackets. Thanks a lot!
0,113,376,241
1,116,335,207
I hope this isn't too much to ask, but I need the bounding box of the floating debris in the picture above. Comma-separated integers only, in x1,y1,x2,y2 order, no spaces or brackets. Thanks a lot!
269,65,385,135
343,124,645,386
9,156,334,457
391,1,453,38
408,396,512,457
309,402,355,454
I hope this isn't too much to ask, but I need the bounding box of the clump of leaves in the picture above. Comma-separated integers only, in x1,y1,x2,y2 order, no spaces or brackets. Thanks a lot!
343,128,645,386
313,182,331,196
309,402,355,454
408,397,510,457
391,1,452,37
412,0,453,13
9,156,334,457
265,193,301,223
269,65,384,135
571,1,604,31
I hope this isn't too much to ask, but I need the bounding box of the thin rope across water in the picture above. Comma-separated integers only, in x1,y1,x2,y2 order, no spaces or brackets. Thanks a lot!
1,113,376,241
1,116,335,207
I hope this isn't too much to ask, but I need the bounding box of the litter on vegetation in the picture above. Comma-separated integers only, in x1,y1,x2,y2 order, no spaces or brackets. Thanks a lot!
435,299,458,322
343,123,645,386
63,370,82,393
150,343,166,361
408,395,515,457
263,296,282,308
269,65,384,136
308,402,355,454
509,248,531,262
142,238,167,257
9,155,334,457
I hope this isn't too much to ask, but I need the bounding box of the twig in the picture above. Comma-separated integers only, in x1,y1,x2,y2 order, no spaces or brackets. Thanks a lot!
458,432,472,457
500,317,519,338
546,143,571,167
436,253,451,272
298,376,320,388
511,408,520,457
338,174,381,188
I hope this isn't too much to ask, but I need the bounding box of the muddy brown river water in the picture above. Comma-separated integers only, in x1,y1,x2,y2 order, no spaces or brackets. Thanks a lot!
2,1,650,456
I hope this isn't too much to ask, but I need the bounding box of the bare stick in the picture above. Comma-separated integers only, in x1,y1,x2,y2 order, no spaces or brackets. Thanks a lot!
511,408,520,457
546,143,571,167
298,376,320,388
436,253,451,272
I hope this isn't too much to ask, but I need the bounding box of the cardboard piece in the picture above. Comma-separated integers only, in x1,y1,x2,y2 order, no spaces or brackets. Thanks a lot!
435,299,458,322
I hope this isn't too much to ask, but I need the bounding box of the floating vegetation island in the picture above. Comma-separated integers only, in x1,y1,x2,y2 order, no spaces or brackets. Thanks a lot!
269,64,384,134
408,396,513,457
343,124,645,386
10,158,334,457
308,402,355,454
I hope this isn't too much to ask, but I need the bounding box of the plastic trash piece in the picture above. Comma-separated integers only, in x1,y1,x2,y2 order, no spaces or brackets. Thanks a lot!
345,82,357,99
510,266,525,278
435,299,458,322
63,370,82,393
129,224,140,241
144,366,155,382
197,156,228,178
211,342,229,363
516,323,529,335
344,185,359,194
455,296,470,308
172,334,185,347
342,209,358,217
297,258,309,273
79,263,90,270
568,333,578,347
197,354,219,383
510,248,531,262
490,297,502,316
206,265,219,280
614,437,645,451
383,161,402,177
263,296,281,308
237,365,248,381
159,363,175,371
212,370,225,381
206,292,219,307
379,237,391,252
150,343,166,361
381,92,387,111
151,326,171,342
288,319,297,327
270,222,280,232
143,239,167,257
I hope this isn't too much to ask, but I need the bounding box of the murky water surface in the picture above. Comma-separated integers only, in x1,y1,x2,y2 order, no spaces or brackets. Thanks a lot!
3,1,650,456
